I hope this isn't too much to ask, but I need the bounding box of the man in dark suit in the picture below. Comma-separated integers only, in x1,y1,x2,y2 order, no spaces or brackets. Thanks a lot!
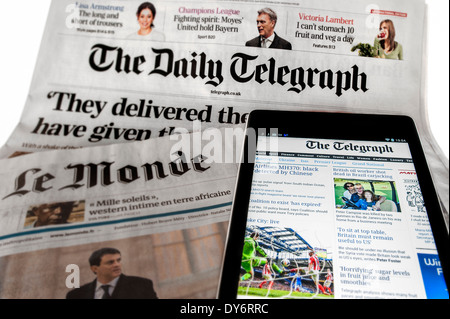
66,247,158,299
246,8,292,50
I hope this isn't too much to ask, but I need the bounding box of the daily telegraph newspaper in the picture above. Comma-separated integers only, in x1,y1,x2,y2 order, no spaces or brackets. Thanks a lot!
0,132,238,298
240,136,448,299
0,0,447,222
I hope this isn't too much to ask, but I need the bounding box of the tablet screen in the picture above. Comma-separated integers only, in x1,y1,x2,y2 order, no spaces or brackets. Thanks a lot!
237,132,448,299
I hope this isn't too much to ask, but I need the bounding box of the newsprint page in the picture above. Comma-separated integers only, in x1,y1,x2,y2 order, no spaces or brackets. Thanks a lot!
0,132,238,298
0,0,448,301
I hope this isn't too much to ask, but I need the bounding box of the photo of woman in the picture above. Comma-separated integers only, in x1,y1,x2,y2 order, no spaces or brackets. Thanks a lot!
128,2,165,41
354,190,378,211
374,19,403,60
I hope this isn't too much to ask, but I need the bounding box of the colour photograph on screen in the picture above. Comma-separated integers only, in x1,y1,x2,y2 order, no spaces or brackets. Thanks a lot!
334,178,401,212
238,225,334,299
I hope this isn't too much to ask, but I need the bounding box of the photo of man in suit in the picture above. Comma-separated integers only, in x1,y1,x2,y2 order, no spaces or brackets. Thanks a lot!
246,8,292,50
66,247,158,299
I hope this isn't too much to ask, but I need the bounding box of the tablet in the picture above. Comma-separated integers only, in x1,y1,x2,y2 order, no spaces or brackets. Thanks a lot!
218,110,449,299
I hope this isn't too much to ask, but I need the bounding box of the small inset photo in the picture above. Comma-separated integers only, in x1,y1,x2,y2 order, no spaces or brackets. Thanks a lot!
24,201,85,229
128,2,165,41
334,178,401,212
245,8,292,50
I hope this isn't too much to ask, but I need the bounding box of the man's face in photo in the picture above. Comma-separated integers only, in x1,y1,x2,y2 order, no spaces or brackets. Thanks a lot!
257,13,275,39
92,253,123,282
34,204,70,226
355,185,365,195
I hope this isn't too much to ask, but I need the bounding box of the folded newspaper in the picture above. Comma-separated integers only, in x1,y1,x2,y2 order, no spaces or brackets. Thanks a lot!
0,130,239,298
0,0,448,299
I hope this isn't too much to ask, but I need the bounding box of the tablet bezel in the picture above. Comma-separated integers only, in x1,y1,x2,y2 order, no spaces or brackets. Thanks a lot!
218,110,449,299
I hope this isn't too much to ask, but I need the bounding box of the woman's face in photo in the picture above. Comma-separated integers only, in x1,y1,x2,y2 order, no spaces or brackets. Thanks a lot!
380,22,390,39
364,192,373,201
138,8,154,31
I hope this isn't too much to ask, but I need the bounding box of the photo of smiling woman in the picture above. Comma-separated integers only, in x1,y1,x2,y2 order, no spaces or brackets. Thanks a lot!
374,19,403,60
128,2,165,41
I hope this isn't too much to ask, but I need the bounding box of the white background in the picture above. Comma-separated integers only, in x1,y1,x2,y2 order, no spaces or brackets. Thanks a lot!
0,0,448,158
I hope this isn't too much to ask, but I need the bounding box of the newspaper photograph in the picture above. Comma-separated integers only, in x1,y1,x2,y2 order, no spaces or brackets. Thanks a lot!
0,0,447,218
0,131,238,298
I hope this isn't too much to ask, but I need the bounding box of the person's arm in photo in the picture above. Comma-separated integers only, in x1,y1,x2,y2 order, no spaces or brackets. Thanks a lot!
374,195,386,210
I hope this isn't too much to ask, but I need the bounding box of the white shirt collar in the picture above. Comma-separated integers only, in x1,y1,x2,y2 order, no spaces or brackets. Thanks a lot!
262,33,276,45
